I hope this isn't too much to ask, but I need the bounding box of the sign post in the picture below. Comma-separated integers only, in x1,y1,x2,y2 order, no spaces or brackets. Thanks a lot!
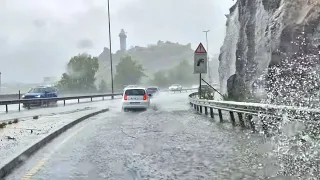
194,43,207,99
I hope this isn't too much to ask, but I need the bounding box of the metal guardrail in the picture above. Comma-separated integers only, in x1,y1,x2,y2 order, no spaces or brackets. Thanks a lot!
0,93,123,113
188,92,320,133
165,88,196,93
0,91,124,100
0,88,196,113
0,88,197,100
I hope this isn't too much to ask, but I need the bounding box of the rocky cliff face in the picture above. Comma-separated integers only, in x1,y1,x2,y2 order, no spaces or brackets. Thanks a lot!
219,0,320,103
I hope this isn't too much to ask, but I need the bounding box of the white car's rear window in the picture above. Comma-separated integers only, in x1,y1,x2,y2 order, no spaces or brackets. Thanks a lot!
125,89,145,95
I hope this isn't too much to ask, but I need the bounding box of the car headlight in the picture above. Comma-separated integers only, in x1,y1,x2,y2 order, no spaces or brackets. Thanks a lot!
35,95,41,98
22,95,25,98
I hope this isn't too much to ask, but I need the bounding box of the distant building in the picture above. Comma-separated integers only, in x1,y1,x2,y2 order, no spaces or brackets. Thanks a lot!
119,29,127,51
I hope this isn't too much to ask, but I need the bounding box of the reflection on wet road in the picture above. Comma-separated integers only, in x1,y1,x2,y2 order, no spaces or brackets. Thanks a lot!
5,92,274,180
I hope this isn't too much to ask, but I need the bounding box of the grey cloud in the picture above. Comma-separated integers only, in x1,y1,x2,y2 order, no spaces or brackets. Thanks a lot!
0,0,232,83
115,0,233,54
33,19,46,28
77,39,94,49
0,1,109,82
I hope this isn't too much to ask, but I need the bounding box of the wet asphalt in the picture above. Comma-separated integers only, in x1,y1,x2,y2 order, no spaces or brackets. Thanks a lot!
4,92,276,180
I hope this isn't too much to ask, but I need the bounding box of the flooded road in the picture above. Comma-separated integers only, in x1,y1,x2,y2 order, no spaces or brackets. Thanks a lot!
5,92,280,180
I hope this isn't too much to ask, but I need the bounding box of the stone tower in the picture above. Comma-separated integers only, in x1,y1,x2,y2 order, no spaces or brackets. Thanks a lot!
119,29,127,51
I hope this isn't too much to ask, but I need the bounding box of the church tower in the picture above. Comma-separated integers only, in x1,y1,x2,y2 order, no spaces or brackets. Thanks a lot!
119,29,127,51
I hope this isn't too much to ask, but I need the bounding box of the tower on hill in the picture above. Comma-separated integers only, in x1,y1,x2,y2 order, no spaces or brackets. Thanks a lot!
119,29,127,51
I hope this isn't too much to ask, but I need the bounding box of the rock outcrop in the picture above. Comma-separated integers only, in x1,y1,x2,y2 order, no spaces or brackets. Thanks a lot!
219,0,320,103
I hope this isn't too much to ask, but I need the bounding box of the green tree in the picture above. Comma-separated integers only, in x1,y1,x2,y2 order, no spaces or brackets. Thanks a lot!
98,80,107,92
57,54,99,92
168,60,197,85
149,60,197,86
114,56,146,88
149,70,169,87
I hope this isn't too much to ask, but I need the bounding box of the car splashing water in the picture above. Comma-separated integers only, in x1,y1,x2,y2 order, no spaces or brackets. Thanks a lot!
149,92,190,112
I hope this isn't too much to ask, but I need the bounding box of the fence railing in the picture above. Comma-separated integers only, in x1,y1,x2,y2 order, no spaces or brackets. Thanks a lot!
0,88,197,100
0,93,123,113
0,88,197,113
188,92,320,133
0,91,124,101
165,88,196,93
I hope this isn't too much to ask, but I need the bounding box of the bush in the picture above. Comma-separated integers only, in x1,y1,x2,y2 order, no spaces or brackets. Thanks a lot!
0,122,7,128
200,92,214,100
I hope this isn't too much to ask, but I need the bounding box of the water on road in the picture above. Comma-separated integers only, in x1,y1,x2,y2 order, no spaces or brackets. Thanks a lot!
5,92,276,180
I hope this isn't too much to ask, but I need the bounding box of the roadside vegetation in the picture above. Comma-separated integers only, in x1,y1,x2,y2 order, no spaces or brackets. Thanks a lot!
54,41,201,93
56,54,100,93
0,119,19,129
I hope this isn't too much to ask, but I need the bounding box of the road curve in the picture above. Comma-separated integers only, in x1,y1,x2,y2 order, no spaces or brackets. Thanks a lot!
5,92,274,180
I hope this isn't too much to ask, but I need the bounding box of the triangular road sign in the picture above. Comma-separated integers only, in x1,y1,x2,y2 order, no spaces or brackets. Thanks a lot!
195,43,207,53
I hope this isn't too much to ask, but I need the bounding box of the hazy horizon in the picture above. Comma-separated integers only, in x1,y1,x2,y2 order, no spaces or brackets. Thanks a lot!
0,0,234,83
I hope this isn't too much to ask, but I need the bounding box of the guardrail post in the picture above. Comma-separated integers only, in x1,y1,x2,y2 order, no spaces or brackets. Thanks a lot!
229,111,236,126
237,113,245,128
18,90,21,111
218,109,223,122
5,104,8,113
247,114,255,131
204,106,208,115
210,108,214,118
91,97,93,102
199,105,202,113
78,99,80,103
64,100,66,106
103,96,104,100
261,119,268,136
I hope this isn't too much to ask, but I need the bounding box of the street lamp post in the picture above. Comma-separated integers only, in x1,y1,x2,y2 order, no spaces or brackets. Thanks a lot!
107,0,114,99
0,72,1,93
203,30,211,84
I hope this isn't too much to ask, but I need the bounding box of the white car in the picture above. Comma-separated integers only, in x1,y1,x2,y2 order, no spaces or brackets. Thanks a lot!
191,84,199,89
122,87,150,111
169,84,182,91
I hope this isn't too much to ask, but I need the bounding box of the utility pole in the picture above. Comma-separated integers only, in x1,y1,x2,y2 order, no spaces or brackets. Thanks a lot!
0,72,1,93
107,0,114,99
203,30,212,85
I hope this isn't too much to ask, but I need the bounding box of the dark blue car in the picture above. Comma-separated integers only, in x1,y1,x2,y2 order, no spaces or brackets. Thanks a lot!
146,86,160,97
22,86,59,107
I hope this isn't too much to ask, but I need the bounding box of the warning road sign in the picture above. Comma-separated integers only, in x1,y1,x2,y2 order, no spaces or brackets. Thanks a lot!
194,43,207,74
194,43,207,53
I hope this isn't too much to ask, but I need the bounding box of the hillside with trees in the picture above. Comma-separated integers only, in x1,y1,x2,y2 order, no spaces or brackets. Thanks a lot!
96,41,194,86
55,41,219,93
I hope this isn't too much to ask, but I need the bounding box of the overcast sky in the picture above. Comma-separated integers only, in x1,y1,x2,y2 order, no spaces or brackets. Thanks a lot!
0,0,233,83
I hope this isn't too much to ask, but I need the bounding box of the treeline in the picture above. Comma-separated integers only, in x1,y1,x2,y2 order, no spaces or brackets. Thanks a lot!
55,53,197,93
